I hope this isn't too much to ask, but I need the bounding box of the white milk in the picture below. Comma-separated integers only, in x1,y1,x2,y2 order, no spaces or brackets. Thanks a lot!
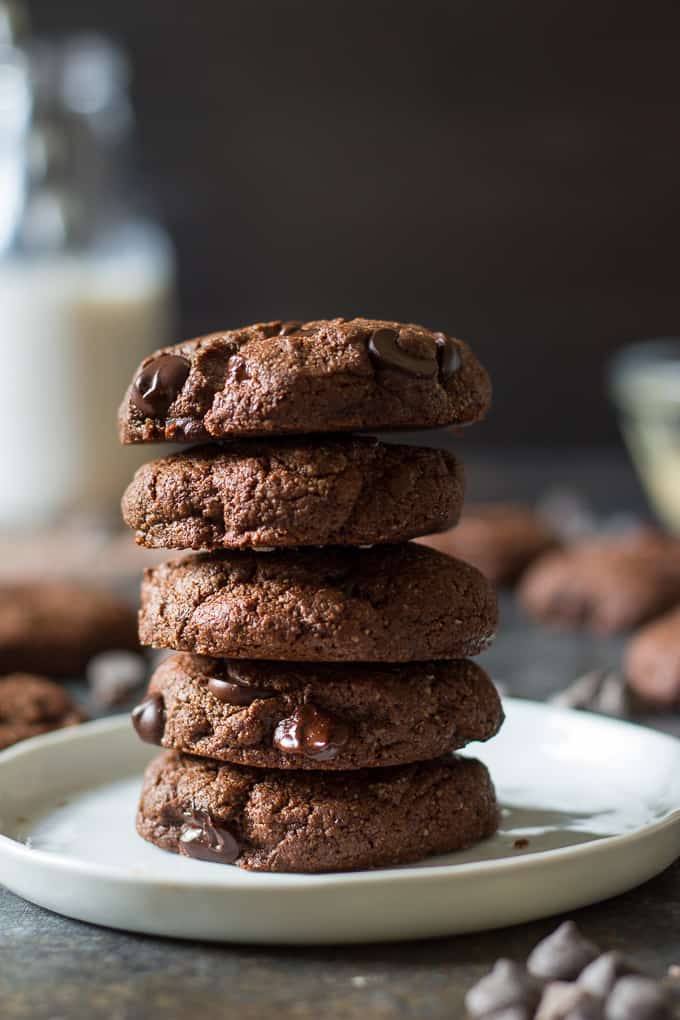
0,227,175,526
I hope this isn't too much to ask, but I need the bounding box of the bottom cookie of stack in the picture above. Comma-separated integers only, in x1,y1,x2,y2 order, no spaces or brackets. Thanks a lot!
136,750,498,873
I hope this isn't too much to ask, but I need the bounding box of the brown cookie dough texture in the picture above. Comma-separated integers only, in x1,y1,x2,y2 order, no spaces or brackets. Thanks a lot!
122,437,464,551
137,652,504,770
517,527,680,635
625,605,680,706
136,749,498,872
118,318,491,442
0,673,86,749
139,544,498,662
420,503,559,586
0,582,138,676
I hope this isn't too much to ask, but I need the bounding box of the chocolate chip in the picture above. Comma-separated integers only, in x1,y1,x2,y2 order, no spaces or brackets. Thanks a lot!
536,982,600,1020
166,417,207,443
279,320,303,335
579,953,640,999
434,332,461,380
207,673,276,705
273,703,350,762
465,959,541,1016
528,922,600,981
368,327,438,378
564,1001,605,1020
605,976,671,1020
131,693,165,745
178,810,240,864
131,354,190,417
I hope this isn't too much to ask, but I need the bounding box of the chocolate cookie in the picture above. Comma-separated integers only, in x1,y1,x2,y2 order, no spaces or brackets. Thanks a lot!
0,582,138,677
139,544,498,661
420,503,559,586
118,318,491,442
136,750,498,872
133,653,503,770
517,528,680,634
122,437,464,551
0,674,85,749
625,606,680,706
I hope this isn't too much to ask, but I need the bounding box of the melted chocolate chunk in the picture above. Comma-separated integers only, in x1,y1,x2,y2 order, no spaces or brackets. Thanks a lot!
131,354,190,417
178,809,240,864
131,693,165,745
273,703,349,762
434,332,462,380
368,327,438,378
207,674,276,705
166,417,207,442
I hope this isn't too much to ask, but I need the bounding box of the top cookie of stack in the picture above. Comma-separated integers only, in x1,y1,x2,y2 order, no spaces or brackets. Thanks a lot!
122,317,501,873
118,316,490,443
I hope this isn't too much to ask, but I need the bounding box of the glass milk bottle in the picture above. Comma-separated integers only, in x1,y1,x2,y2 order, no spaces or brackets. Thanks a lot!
0,32,175,527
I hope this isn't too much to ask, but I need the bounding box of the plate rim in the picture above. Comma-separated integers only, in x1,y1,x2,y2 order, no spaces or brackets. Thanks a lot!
1,698,679,892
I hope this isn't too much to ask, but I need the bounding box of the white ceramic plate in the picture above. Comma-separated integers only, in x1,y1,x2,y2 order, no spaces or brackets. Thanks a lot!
1,698,679,944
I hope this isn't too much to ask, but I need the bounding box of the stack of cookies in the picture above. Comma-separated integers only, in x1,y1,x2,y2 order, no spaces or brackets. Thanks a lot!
119,317,503,873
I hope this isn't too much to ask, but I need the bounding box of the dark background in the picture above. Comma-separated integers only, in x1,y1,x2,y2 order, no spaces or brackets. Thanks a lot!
31,0,680,446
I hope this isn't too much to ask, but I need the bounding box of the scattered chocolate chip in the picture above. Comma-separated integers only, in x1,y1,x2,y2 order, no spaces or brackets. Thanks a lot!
528,922,600,981
279,320,303,335
434,332,461,380
579,953,640,999
367,327,438,378
131,354,190,417
88,650,147,708
273,703,350,762
207,672,276,705
465,959,542,1016
178,810,240,864
565,1001,605,1020
514,838,530,849
605,976,671,1020
131,693,165,745
536,981,600,1020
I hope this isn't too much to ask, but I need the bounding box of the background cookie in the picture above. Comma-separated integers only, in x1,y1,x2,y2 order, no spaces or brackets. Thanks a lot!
625,606,680,706
118,317,491,442
0,674,86,749
136,750,498,872
0,582,138,677
517,528,680,634
139,544,498,662
134,653,504,770
419,503,559,586
122,437,464,550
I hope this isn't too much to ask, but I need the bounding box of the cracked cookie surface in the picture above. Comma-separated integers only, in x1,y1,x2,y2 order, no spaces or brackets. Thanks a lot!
139,544,498,662
135,652,503,770
136,749,498,872
118,317,491,442
122,437,464,550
